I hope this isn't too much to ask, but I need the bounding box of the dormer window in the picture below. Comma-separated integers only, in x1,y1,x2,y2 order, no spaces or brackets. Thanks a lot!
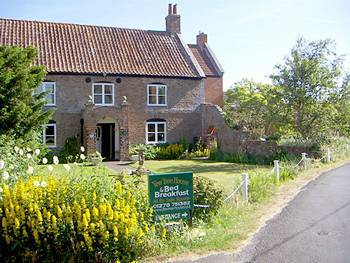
38,81,56,106
147,84,167,106
92,83,114,106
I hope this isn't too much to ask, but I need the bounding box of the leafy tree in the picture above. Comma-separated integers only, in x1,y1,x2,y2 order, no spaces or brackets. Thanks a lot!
270,37,349,140
0,46,51,140
223,79,283,139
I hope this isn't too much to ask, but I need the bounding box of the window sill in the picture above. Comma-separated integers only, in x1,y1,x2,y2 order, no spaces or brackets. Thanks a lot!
147,104,168,107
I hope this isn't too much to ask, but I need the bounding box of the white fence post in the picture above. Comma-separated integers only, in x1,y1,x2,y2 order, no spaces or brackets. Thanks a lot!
326,148,331,163
274,160,280,183
242,173,249,202
302,153,307,170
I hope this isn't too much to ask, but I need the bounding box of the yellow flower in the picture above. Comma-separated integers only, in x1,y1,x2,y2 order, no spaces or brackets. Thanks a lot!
137,227,143,239
2,217,8,229
92,207,99,219
56,205,63,218
161,227,167,239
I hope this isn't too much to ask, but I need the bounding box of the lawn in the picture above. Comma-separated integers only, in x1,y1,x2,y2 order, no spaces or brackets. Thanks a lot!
136,160,271,193
35,163,119,177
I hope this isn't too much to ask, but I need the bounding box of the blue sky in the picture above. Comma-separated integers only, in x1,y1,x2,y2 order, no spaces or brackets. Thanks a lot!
1,0,349,90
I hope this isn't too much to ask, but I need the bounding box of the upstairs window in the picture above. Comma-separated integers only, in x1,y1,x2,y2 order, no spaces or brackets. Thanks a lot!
43,122,56,148
92,83,114,106
147,84,167,106
38,81,56,106
146,120,166,144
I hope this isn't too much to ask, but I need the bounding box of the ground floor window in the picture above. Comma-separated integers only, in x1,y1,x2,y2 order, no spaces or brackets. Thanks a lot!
43,122,56,147
146,120,166,144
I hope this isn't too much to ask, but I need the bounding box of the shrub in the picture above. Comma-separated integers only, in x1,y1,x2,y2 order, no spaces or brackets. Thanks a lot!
0,173,155,262
0,135,43,185
129,144,158,160
193,176,223,221
248,171,275,203
155,143,187,160
58,136,80,163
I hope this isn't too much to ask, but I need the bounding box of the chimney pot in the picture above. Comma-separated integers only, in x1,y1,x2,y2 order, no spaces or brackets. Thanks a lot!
173,4,177,14
168,3,172,15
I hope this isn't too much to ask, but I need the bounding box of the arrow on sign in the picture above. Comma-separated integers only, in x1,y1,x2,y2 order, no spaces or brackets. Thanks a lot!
182,212,188,217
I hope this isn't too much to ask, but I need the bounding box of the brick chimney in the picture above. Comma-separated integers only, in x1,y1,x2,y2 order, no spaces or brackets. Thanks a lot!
166,3,181,34
196,31,208,47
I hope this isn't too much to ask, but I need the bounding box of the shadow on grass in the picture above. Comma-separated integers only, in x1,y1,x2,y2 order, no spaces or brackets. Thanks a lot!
146,159,268,175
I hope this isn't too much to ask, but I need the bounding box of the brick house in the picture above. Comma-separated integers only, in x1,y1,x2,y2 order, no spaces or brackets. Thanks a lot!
0,4,225,161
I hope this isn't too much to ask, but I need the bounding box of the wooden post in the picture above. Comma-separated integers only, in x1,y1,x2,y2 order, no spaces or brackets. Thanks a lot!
242,173,249,202
302,153,307,170
326,148,331,163
274,160,280,183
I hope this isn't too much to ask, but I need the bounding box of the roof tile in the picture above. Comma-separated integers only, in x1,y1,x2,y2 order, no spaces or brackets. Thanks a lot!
0,18,201,78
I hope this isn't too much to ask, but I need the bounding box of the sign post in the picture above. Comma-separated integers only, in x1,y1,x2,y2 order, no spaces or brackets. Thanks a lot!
148,172,193,222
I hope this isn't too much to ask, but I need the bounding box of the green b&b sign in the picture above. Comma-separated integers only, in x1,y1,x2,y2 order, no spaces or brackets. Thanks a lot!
148,172,193,222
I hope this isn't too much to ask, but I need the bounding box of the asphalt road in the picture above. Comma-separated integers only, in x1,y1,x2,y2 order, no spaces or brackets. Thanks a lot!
182,163,350,263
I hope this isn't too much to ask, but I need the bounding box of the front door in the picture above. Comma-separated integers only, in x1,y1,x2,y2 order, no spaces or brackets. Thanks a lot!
97,123,115,160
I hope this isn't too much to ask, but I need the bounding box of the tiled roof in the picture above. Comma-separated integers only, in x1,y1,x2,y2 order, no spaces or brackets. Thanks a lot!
0,18,202,78
188,44,221,77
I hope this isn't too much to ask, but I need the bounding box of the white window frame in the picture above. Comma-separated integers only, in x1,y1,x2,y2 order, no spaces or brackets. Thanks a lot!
147,84,167,106
42,123,56,148
146,121,167,144
39,82,56,106
92,83,115,106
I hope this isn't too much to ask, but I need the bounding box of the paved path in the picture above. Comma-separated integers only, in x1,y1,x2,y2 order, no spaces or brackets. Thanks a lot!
183,163,350,263
103,161,135,174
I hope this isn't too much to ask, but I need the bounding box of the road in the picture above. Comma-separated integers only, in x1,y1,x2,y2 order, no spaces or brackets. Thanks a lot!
182,163,350,263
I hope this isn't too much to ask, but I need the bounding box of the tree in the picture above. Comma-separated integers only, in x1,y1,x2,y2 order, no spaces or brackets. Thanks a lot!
224,79,283,139
0,46,51,140
270,37,349,140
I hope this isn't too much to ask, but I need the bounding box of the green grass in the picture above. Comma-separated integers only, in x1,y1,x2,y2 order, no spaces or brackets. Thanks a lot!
35,163,118,177
134,160,270,193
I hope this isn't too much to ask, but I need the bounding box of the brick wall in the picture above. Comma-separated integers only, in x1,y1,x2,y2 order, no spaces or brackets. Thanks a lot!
45,74,204,155
200,104,247,152
204,76,224,106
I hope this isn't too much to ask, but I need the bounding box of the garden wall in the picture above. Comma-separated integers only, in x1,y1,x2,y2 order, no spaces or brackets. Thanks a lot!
241,140,311,157
200,104,248,152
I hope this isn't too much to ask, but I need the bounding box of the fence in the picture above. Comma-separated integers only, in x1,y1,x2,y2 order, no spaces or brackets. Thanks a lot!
223,146,347,203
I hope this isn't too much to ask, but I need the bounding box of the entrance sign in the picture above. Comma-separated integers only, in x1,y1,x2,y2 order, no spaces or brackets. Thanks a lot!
148,172,193,222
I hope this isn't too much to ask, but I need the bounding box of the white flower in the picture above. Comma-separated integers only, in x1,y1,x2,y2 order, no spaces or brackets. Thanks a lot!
3,171,9,180
0,187,2,193
19,149,24,156
9,164,14,170
42,157,48,164
27,153,32,159
53,156,59,165
47,165,53,172
34,181,40,187
14,146,19,153
63,164,71,171
14,176,18,180
27,166,34,174
41,181,47,188
0,160,4,170
35,149,41,155
80,146,85,152
26,147,32,152
80,154,86,160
